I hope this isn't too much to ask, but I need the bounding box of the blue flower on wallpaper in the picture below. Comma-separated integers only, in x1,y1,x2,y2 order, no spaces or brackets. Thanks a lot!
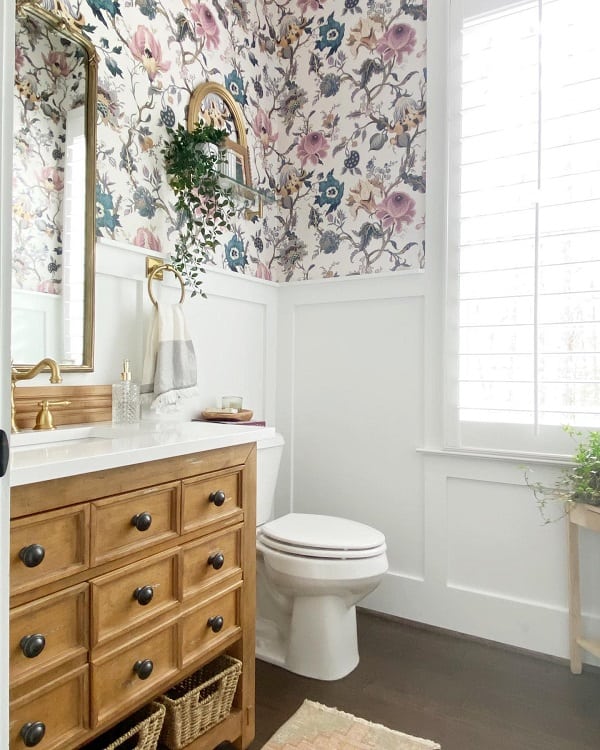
315,171,344,214
133,186,157,218
225,234,248,271
96,185,119,232
316,15,345,56
137,0,158,19
225,70,247,106
320,230,340,254
86,0,122,27
320,74,341,97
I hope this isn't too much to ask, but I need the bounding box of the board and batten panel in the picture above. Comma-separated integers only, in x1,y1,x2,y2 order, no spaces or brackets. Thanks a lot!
289,291,426,586
56,239,278,426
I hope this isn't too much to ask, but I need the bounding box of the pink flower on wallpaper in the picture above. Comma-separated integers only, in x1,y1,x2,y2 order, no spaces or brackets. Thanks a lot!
375,192,416,232
376,24,417,64
297,0,321,13
255,262,272,281
133,227,162,252
43,50,70,78
37,279,60,295
297,132,329,167
252,109,278,148
39,167,64,192
128,26,171,81
15,46,25,73
191,4,221,50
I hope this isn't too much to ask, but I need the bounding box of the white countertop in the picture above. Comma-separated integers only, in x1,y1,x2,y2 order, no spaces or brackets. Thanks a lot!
10,420,275,486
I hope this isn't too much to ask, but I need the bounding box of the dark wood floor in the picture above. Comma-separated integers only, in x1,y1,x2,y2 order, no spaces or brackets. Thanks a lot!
249,610,600,750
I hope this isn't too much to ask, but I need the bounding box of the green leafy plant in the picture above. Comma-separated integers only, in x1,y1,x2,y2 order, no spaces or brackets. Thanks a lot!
162,122,234,297
524,427,600,523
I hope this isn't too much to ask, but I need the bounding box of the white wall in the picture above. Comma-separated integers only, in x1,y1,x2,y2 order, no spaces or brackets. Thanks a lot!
56,239,279,426
274,271,600,665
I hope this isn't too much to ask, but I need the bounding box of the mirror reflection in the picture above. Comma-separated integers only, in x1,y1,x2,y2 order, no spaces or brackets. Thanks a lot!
12,2,96,371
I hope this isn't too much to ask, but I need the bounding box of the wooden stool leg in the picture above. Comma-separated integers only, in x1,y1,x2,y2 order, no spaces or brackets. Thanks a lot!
568,519,583,674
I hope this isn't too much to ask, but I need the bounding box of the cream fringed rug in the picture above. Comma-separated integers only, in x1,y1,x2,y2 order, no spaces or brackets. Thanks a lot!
260,700,441,750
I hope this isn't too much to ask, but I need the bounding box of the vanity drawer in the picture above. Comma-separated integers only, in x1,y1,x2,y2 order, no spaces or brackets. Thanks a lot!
180,583,241,669
182,470,242,534
90,549,180,648
10,664,89,750
182,528,242,601
10,583,88,686
91,621,179,727
90,482,180,565
11,504,89,596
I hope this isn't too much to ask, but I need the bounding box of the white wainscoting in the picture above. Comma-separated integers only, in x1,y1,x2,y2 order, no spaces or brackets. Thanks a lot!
55,239,280,424
275,271,600,665
276,273,427,585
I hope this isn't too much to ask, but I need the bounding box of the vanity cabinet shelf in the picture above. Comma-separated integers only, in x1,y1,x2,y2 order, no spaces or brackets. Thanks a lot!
9,443,256,750
567,502,600,674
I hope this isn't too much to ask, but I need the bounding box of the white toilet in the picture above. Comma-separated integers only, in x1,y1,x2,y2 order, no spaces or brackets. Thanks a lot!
256,433,388,681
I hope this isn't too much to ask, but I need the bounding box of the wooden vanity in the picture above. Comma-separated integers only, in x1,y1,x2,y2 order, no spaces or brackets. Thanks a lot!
9,439,257,750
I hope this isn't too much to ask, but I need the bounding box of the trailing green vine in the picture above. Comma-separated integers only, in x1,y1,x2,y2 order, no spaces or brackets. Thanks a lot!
162,122,234,297
524,427,600,523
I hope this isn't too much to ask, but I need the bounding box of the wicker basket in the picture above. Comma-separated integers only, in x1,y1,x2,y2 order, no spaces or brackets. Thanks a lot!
82,702,166,750
157,655,242,750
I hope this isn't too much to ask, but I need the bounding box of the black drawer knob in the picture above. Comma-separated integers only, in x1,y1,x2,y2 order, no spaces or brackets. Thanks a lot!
19,544,45,568
207,615,224,633
20,634,46,659
209,490,226,507
133,585,154,606
20,721,46,747
208,552,225,570
133,659,154,680
131,512,152,531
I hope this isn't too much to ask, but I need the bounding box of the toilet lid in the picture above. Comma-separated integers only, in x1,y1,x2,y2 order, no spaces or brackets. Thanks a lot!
259,514,386,559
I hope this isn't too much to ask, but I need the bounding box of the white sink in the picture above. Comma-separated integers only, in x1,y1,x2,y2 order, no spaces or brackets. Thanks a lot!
11,424,99,448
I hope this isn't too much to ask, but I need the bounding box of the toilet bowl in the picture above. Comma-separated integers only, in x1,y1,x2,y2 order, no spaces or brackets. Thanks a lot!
256,434,388,681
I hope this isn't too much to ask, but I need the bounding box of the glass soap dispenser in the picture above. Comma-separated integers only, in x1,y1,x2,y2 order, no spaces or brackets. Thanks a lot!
112,359,140,424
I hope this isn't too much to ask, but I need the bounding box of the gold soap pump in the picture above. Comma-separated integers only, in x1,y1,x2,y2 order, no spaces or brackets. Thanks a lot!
112,359,140,424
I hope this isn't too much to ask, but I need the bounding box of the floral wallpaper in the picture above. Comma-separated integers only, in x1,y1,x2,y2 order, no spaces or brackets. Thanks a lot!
13,12,87,293
19,0,426,284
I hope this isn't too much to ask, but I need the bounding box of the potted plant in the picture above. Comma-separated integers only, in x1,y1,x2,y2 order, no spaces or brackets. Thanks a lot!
524,427,600,523
162,122,235,297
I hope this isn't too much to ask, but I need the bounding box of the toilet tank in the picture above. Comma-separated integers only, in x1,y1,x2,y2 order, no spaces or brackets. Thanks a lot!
256,432,285,527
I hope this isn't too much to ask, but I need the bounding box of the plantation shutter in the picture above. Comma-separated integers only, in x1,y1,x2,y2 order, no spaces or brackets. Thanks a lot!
451,0,600,451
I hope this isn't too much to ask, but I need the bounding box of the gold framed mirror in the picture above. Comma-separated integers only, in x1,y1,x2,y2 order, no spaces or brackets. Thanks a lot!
12,1,97,371
187,82,251,186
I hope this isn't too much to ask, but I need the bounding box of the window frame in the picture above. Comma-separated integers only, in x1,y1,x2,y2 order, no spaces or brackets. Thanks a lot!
428,0,593,459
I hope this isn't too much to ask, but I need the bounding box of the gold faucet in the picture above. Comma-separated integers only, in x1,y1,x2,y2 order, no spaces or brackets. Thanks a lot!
11,358,62,433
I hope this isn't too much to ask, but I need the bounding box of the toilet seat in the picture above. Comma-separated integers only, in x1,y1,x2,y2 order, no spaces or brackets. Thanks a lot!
259,513,387,560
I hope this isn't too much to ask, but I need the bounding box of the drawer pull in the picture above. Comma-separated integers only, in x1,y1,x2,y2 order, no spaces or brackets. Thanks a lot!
19,544,45,568
131,512,152,531
133,658,154,680
207,615,224,633
20,721,46,747
208,552,225,570
133,585,154,606
20,634,46,659
209,490,226,507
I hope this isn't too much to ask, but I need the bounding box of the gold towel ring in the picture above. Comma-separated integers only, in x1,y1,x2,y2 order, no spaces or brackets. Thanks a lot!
147,263,185,307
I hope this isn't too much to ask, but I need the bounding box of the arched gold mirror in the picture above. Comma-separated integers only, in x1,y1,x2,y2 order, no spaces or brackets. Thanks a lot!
12,0,97,371
187,82,251,186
